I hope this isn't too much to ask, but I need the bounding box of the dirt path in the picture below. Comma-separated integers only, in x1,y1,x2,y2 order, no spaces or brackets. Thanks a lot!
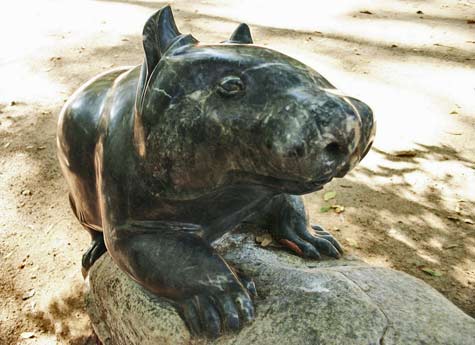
1,0,474,344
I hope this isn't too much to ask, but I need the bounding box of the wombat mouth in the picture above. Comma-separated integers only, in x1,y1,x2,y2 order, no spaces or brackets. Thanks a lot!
223,171,335,195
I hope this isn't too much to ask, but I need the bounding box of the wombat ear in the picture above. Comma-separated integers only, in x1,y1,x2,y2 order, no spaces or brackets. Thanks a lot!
142,6,192,76
226,23,253,44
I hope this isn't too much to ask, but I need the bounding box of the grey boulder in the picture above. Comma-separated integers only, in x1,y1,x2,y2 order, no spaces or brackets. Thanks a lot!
85,233,475,345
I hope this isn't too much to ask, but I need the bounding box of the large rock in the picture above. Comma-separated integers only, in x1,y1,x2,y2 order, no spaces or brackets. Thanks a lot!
85,232,475,345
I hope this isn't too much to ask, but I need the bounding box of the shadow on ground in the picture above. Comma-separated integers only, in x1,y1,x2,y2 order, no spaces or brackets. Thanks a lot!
1,0,474,343
308,144,475,316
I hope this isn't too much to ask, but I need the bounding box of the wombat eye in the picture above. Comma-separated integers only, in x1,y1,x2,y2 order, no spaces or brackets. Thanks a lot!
217,76,244,97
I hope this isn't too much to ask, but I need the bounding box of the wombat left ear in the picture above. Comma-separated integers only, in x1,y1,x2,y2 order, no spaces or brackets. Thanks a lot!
142,6,197,77
225,23,253,44
135,5,197,143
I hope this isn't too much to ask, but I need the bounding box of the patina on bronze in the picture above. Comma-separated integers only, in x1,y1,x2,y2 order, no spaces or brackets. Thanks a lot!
57,6,375,338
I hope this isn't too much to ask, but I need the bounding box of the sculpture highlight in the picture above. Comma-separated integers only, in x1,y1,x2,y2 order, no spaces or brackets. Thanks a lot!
57,6,375,338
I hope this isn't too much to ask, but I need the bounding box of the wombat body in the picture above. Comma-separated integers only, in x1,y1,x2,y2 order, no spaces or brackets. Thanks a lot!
57,6,375,338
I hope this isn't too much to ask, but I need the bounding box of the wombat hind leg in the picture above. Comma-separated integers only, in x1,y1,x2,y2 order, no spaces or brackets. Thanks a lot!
68,193,107,274
81,230,106,276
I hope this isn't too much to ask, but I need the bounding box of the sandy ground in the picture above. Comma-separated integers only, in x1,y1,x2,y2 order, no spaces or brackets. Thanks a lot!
0,0,474,344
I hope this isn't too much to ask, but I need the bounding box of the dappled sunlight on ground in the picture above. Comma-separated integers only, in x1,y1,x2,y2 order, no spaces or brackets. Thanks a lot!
308,142,475,316
1,0,474,343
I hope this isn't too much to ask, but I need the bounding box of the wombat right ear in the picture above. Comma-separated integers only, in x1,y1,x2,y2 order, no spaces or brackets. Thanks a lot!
142,6,196,77
226,23,253,44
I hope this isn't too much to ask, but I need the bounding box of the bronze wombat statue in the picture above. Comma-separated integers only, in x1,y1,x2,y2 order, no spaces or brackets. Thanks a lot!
57,6,375,338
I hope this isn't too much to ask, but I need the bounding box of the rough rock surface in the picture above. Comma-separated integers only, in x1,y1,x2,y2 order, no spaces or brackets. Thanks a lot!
86,232,475,345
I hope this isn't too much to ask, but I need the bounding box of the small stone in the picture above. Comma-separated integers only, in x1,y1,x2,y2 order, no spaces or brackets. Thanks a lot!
21,189,32,196
22,289,35,300
20,332,35,339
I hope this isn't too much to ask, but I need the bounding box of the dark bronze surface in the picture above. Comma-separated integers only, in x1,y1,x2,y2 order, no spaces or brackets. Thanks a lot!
57,6,375,338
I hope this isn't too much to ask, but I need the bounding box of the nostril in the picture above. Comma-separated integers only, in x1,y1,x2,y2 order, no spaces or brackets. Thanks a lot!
295,144,306,157
323,142,344,161
287,143,306,158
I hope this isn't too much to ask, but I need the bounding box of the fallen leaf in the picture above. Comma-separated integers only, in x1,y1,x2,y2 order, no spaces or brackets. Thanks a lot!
331,205,345,214
443,244,458,249
323,191,337,201
450,110,459,115
467,19,475,24
394,150,417,158
20,332,35,339
255,234,273,247
421,267,442,277
279,239,303,255
359,10,373,15
3,251,13,259
348,240,361,249
340,184,352,188
463,218,474,225
320,206,331,213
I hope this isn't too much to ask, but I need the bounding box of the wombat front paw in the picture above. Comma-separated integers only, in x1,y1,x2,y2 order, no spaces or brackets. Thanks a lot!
273,224,343,259
179,287,254,338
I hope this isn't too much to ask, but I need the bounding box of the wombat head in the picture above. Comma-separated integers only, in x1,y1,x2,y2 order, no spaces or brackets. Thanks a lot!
134,6,375,196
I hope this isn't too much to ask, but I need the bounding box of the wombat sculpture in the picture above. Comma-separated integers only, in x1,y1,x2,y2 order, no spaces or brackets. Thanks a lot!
57,6,375,338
